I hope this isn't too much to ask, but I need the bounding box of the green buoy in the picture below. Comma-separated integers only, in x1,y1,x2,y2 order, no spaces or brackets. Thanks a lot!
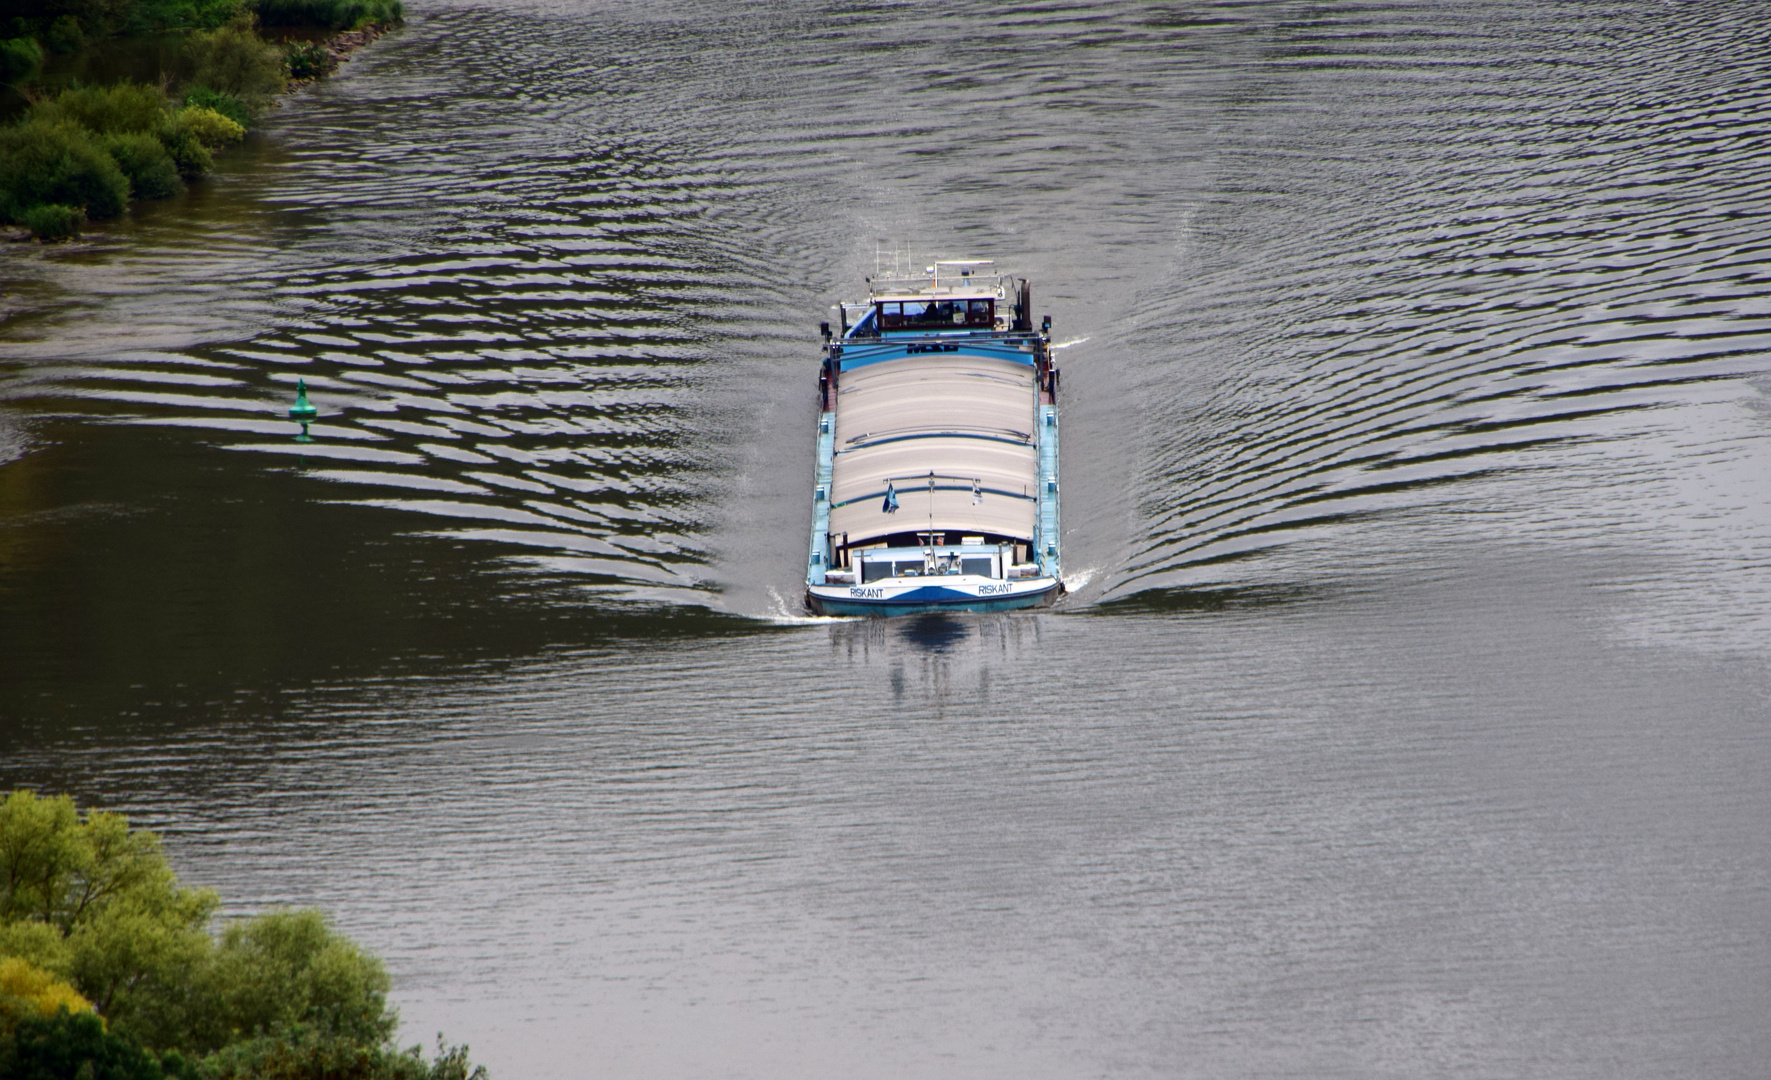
289,379,317,443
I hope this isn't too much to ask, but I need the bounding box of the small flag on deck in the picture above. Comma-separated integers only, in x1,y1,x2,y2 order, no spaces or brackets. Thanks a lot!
882,481,899,513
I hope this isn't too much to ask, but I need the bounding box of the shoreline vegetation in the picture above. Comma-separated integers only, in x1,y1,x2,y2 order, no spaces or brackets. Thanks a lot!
1,0,402,242
0,790,488,1080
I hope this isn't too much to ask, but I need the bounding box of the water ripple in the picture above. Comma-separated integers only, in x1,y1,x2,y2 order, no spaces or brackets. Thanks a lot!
2,0,1768,631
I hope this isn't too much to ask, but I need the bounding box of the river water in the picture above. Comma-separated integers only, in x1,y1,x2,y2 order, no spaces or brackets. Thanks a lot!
4,1,1771,1076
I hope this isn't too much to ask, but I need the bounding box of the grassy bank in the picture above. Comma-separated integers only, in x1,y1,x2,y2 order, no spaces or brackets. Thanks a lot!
0,0,402,241
0,790,486,1079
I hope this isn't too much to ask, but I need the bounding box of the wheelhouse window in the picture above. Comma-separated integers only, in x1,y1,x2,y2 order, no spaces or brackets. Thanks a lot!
861,558,930,583
876,298,994,330
858,553,1002,581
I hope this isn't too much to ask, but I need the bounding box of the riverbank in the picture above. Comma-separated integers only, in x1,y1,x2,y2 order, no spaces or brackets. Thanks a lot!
311,20,394,73
0,1,401,241
280,19,394,87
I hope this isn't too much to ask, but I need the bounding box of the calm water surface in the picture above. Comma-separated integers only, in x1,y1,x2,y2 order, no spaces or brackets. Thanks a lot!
5,2,1771,1077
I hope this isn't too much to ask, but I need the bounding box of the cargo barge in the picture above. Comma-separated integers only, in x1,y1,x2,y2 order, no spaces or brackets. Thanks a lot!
805,261,1061,616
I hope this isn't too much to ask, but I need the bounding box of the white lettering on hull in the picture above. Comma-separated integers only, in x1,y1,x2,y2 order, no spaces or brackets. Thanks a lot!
827,582,1044,600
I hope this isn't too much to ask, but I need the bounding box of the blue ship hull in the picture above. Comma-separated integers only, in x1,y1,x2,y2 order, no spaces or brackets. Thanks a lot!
809,581,1060,617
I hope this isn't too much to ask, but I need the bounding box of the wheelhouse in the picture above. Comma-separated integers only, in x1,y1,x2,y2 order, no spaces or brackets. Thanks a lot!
854,542,1005,583
876,297,996,331
821,533,1045,587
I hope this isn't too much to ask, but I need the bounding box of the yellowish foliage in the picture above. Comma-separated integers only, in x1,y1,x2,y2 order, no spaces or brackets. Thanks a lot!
178,106,247,148
0,955,94,1035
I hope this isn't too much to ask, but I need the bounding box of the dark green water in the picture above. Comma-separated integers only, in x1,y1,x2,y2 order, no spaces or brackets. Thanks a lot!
5,2,1771,1076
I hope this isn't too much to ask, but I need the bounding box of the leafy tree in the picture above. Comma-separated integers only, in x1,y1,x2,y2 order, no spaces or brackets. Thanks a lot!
43,14,85,52
124,908,400,1056
0,790,201,932
201,909,396,1050
0,36,44,84
0,790,217,1039
0,956,94,1036
0,794,488,1079
181,17,284,107
72,890,218,1044
0,1008,184,1080
0,793,384,1055
0,919,69,974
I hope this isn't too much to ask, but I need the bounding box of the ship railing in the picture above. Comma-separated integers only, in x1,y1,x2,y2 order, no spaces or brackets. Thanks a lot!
866,270,1016,301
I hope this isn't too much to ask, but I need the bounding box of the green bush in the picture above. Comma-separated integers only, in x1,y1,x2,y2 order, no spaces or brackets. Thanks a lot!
2,0,249,35
156,113,214,178
204,910,396,1050
0,36,43,84
0,1008,183,1080
253,0,402,30
0,119,130,222
283,39,330,80
127,0,252,33
33,82,170,135
19,202,85,241
199,1028,487,1080
176,104,244,146
106,132,184,198
182,20,284,106
198,1026,387,1080
107,910,397,1057
183,85,249,127
43,14,85,53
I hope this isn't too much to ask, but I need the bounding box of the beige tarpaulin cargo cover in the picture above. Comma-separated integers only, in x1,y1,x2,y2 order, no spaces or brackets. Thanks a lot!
829,353,1038,546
